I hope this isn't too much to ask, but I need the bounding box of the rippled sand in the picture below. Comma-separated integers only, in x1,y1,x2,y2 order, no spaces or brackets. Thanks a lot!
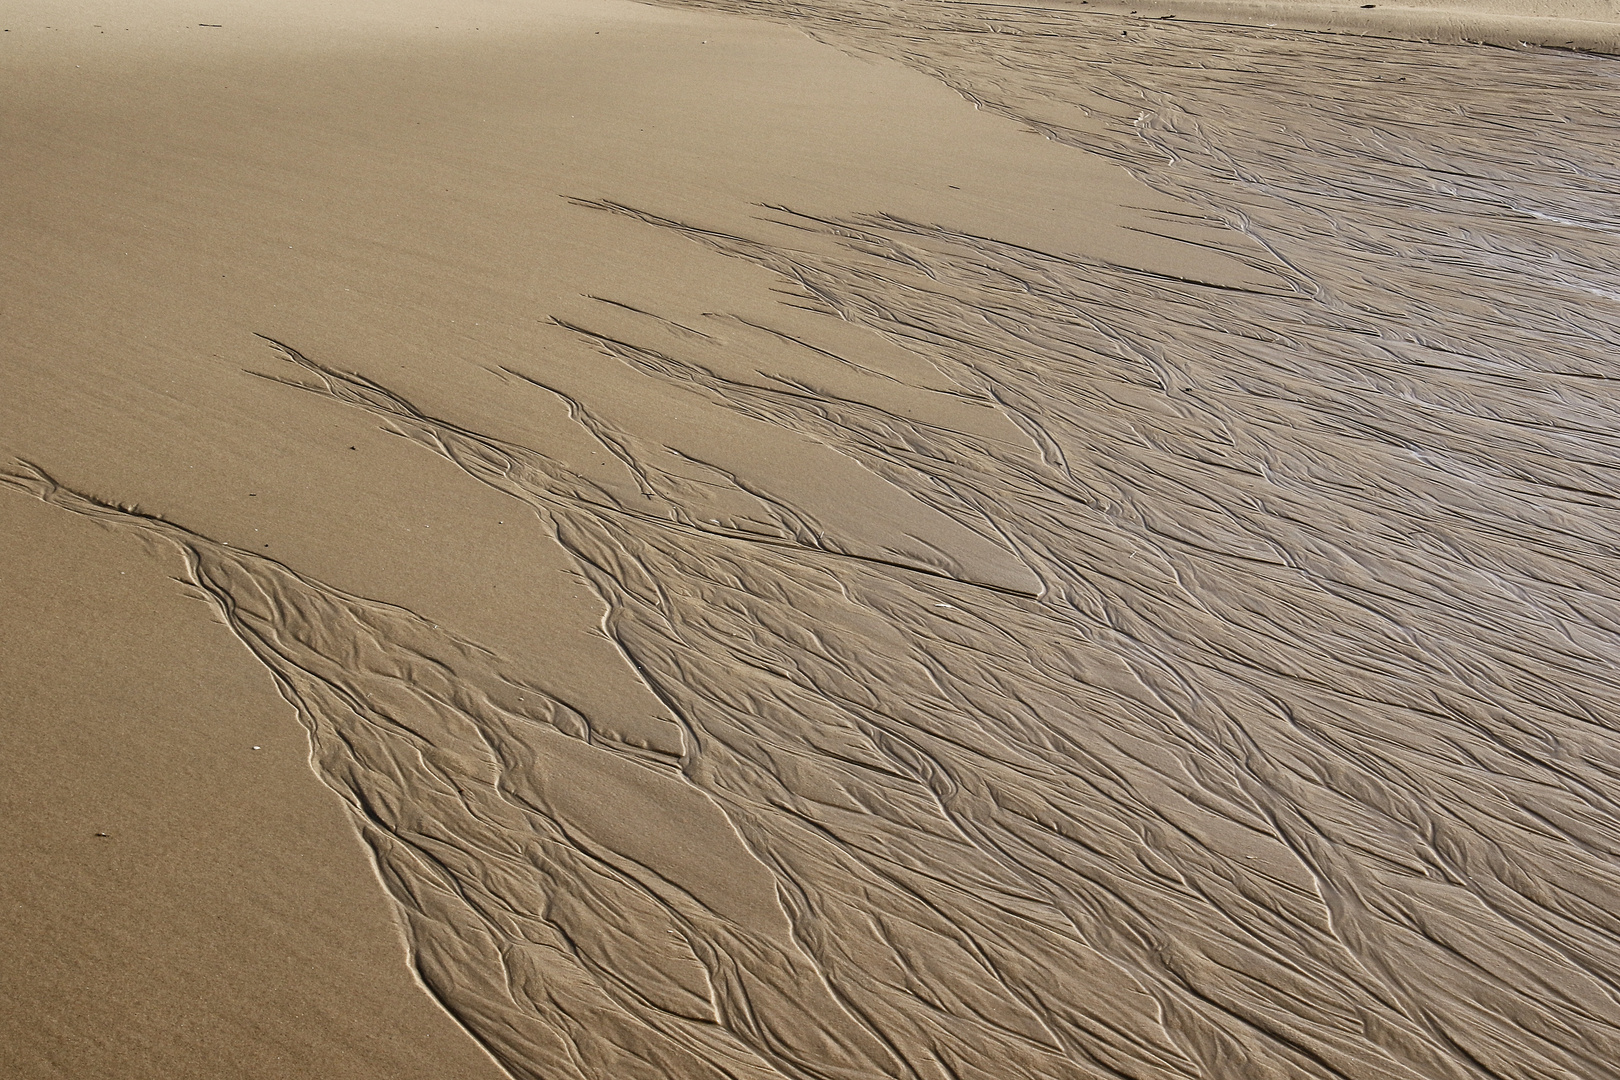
4,1,1620,1077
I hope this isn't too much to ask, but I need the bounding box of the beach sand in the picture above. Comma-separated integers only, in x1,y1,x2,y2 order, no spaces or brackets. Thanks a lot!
4,0,1620,1076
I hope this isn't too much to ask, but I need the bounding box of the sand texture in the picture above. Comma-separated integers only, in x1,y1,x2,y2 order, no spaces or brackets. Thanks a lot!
1006,0,1620,54
5,0,1620,1077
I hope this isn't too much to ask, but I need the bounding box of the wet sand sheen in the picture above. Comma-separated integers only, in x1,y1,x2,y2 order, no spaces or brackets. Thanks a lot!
5,0,1620,1077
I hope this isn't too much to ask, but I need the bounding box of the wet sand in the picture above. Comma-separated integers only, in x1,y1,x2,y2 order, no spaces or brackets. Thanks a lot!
4,0,1620,1077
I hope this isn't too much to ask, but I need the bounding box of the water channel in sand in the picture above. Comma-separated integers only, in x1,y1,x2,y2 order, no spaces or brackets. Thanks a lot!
7,3,1620,1078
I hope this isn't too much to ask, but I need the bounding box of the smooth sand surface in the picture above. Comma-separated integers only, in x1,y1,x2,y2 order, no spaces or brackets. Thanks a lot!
5,0,1620,1077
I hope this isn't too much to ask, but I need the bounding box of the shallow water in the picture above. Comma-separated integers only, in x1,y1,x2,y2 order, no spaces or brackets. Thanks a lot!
10,8,1620,1079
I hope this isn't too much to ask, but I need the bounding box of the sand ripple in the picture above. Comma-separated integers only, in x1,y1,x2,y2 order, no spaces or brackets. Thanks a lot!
9,10,1620,1079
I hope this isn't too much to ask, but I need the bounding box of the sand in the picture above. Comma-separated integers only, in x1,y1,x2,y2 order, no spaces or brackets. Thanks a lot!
4,0,1620,1077
1013,0,1620,53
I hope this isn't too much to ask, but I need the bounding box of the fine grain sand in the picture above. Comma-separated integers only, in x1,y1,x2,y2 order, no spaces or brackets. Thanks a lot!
4,1,1620,1077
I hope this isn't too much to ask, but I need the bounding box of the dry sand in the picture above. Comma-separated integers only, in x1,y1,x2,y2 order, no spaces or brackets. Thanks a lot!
4,0,1620,1077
